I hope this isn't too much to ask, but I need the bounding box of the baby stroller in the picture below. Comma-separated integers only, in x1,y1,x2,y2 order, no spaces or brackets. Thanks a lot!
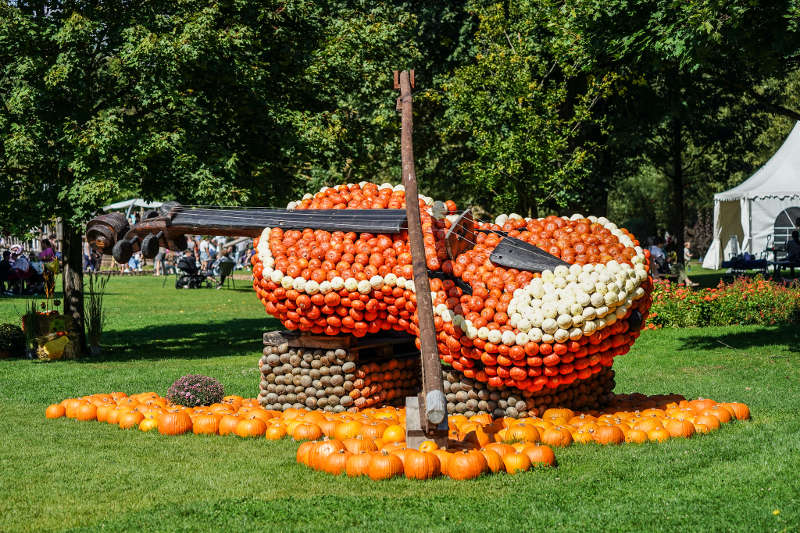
175,254,214,289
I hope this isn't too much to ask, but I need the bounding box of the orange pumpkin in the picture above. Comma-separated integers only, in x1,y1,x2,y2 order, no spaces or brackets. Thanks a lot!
367,451,404,480
664,419,695,439
265,424,287,440
309,439,346,470
235,418,267,438
502,453,531,474
218,414,241,436
431,449,453,477
118,411,144,429
322,449,352,475
157,411,193,435
647,427,671,442
504,424,540,444
403,450,441,480
64,399,83,419
702,406,732,424
541,427,573,447
483,442,515,458
624,429,648,444
382,424,405,443
95,405,114,423
447,450,487,480
593,425,625,445
45,404,65,419
418,439,439,453
139,418,159,432
75,403,97,422
693,414,720,431
292,422,323,441
360,422,388,440
722,402,750,420
520,444,556,468
333,421,363,441
296,440,317,465
193,414,222,435
342,436,378,454
345,451,374,477
480,448,504,473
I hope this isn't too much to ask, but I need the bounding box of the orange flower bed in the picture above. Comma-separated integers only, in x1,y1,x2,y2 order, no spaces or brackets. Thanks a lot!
46,391,750,480
251,182,655,396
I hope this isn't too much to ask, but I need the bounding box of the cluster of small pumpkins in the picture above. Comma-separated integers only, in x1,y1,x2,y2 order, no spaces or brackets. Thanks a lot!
251,182,654,396
46,391,750,480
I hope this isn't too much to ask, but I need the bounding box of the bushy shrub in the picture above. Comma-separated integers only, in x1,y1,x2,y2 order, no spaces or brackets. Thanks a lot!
646,277,800,329
166,374,224,407
0,323,26,357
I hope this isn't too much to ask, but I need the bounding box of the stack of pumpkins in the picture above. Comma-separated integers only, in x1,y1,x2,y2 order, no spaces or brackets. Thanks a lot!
251,182,654,399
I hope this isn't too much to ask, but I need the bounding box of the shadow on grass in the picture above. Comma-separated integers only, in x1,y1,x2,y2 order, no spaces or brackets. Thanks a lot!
91,317,279,361
678,324,800,353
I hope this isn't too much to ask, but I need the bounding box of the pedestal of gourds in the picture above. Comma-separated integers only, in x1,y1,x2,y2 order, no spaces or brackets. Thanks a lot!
258,331,421,413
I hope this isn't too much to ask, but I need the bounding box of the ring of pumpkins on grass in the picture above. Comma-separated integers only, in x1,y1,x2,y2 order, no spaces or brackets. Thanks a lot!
251,182,654,397
46,391,750,480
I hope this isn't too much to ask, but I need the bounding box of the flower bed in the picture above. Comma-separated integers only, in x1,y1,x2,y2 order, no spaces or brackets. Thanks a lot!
46,391,750,480
645,277,800,329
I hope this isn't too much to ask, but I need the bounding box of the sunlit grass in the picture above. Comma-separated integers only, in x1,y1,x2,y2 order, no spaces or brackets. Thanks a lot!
0,277,797,532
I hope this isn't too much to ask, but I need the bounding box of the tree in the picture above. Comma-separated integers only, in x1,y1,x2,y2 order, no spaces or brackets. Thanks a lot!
568,0,800,263
0,0,424,352
432,0,618,218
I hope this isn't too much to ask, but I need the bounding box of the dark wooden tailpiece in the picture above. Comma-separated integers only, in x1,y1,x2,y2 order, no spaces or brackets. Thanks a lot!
489,236,571,272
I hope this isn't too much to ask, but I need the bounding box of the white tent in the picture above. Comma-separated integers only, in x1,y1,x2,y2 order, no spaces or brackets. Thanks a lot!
702,122,800,269
102,199,163,212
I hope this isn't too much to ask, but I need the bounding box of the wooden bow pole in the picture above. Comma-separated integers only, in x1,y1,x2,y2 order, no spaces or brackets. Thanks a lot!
395,69,448,446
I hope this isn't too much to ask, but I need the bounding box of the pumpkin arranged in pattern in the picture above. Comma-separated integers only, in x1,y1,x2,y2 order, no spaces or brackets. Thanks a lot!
251,182,654,399
47,391,752,481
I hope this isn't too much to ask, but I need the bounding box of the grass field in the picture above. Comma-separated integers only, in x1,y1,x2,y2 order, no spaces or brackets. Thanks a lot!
0,277,798,532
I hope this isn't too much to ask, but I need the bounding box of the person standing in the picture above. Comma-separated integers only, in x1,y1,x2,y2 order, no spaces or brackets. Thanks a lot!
39,239,55,262
198,237,210,271
82,237,93,272
215,248,235,289
154,246,167,276
0,251,11,294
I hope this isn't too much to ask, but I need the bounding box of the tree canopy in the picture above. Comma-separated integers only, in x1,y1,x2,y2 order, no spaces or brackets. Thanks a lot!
1,0,800,240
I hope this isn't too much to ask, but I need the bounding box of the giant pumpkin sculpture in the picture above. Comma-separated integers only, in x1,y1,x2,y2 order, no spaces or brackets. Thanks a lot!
251,182,652,397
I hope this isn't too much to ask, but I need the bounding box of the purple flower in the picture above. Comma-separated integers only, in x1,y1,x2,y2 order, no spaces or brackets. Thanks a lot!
166,374,224,407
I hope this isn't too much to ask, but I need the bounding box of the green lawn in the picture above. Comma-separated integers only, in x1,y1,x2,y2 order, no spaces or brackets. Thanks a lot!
0,277,798,532
684,261,800,288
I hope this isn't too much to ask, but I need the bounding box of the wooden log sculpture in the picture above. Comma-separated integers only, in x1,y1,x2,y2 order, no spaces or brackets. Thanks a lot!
86,181,654,398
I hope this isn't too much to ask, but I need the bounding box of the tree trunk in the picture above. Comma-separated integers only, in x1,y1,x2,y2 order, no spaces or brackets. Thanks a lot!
60,220,87,355
670,115,685,267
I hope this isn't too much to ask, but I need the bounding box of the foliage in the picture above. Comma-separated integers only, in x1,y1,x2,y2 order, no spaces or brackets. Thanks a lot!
0,323,25,357
434,1,617,217
563,0,800,261
646,277,800,329
166,374,224,407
